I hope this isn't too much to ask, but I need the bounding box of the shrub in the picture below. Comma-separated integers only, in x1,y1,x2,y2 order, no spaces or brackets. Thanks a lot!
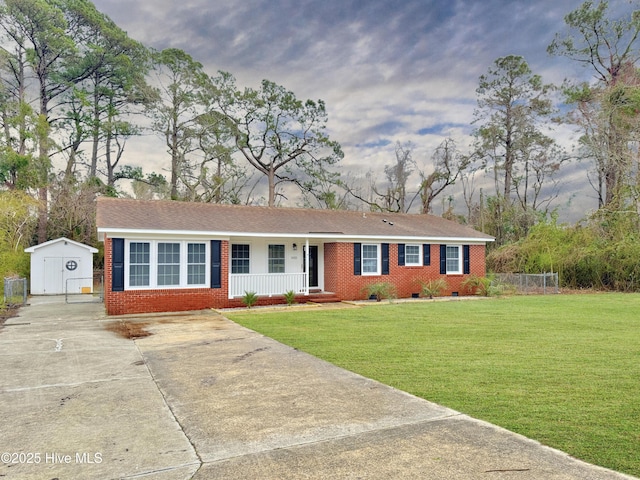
241,291,258,308
461,274,510,297
487,211,640,292
283,290,296,306
462,274,491,296
420,278,448,299
363,282,397,302
0,190,36,297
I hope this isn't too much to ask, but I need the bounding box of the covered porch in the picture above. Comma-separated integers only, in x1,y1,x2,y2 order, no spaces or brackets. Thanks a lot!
227,238,322,299
229,272,308,298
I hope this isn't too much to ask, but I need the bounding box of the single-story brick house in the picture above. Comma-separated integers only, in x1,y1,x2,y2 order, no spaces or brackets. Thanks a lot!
96,197,494,315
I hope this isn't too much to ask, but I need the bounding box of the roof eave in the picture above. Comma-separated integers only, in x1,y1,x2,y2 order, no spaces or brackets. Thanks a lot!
97,227,494,244
25,236,99,253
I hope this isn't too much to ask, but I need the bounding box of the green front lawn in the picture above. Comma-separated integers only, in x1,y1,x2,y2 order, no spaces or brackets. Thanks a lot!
227,294,640,477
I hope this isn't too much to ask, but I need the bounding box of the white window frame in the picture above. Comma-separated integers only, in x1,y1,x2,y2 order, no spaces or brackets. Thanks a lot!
231,243,251,274
129,241,150,287
446,245,462,274
362,243,381,276
157,242,181,286
187,243,207,285
268,244,286,273
405,244,422,266
124,240,210,290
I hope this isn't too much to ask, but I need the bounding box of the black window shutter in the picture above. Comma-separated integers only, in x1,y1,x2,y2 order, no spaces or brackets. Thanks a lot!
354,243,361,275
463,245,471,274
382,243,390,275
112,238,124,292
423,244,431,266
211,240,222,288
440,245,447,274
398,244,405,266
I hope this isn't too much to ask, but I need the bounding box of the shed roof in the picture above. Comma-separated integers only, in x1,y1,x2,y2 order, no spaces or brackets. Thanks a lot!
96,198,494,243
25,237,98,253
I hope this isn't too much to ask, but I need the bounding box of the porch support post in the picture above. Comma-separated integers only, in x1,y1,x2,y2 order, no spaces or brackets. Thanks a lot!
304,238,310,295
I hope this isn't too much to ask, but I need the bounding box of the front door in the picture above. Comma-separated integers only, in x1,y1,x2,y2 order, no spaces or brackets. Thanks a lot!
304,245,319,288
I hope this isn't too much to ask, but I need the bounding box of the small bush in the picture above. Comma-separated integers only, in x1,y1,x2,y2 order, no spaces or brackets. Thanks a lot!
462,274,512,297
283,290,296,306
242,291,258,308
462,274,492,296
363,282,397,302
420,278,448,298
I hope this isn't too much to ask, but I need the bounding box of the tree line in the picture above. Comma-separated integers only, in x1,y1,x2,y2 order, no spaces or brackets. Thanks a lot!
1,0,639,292
0,0,343,247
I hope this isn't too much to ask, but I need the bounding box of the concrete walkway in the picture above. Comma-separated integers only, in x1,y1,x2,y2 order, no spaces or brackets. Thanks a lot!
0,297,636,479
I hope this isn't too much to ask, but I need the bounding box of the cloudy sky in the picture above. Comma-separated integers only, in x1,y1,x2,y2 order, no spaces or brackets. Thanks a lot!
91,0,632,219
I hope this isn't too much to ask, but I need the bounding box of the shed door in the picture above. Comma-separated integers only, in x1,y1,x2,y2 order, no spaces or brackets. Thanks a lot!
43,257,81,294
43,257,63,294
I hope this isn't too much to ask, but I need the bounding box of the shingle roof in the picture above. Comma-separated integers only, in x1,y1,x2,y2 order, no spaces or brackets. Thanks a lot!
96,197,494,242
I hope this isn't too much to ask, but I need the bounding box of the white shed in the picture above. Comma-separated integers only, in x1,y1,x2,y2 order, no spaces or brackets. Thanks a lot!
25,237,98,295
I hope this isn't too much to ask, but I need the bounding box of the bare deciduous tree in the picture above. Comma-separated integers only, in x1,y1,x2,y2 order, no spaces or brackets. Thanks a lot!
417,139,468,214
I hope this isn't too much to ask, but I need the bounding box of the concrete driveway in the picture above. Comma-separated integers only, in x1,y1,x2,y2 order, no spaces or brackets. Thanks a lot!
0,297,636,479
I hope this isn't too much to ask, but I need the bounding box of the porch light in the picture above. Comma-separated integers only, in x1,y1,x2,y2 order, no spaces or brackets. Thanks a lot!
292,243,297,251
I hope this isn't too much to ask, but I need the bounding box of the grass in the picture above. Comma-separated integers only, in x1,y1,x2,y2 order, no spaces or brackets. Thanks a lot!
227,294,640,477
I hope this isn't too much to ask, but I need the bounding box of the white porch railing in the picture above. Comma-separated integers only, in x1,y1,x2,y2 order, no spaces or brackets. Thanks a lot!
229,273,308,298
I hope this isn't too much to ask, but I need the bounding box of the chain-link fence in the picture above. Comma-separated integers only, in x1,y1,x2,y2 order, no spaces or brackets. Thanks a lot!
494,273,559,294
3,277,27,306
65,272,104,303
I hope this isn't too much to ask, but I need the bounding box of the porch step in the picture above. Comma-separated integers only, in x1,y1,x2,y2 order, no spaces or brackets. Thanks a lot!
306,294,341,304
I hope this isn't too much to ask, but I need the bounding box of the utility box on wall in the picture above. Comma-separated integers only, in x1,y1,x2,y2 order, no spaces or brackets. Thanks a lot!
25,237,98,295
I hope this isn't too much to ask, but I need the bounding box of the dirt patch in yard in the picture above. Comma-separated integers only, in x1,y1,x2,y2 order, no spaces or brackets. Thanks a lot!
105,313,228,340
105,320,153,339
0,304,20,330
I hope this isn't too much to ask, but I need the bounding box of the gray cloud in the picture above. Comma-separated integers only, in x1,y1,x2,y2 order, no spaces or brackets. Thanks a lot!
93,0,623,219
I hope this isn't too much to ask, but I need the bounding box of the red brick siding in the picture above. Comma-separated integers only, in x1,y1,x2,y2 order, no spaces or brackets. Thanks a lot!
103,236,231,315
103,237,487,315
325,242,486,300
